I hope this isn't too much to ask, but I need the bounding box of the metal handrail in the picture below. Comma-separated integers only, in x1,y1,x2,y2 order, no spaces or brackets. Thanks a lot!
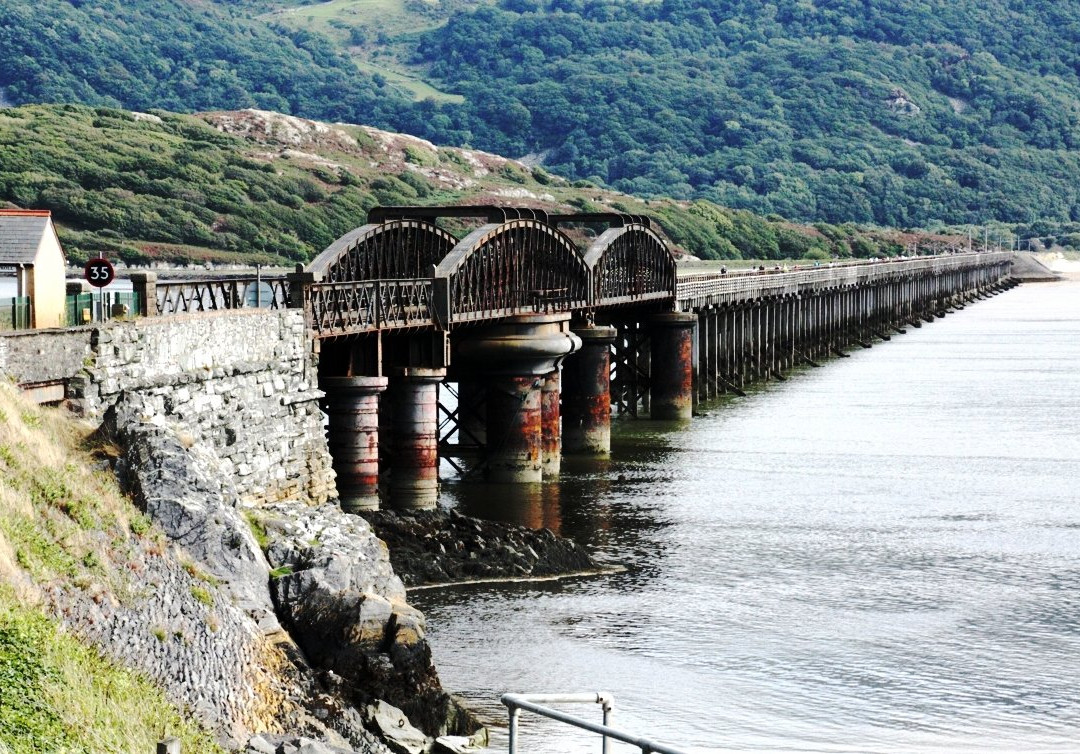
502,692,691,754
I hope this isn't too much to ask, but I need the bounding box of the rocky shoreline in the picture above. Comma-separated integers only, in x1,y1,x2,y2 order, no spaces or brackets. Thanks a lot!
96,391,606,754
360,509,602,588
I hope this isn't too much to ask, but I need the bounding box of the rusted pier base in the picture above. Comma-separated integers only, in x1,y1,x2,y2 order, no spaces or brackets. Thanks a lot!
457,314,581,482
387,368,444,510
541,370,562,476
650,312,697,420
323,376,387,512
562,325,617,455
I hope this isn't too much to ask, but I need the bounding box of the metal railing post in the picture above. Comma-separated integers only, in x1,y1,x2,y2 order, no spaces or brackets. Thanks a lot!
601,694,612,754
508,704,519,754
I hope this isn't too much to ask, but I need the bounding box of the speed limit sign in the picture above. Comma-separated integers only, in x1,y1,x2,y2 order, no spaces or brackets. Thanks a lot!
83,257,115,288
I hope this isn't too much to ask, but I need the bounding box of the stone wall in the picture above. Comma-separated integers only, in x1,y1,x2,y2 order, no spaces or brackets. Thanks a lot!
0,309,336,505
0,327,94,385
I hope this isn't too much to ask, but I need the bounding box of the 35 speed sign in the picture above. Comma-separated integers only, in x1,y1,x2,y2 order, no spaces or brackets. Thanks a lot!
83,257,115,288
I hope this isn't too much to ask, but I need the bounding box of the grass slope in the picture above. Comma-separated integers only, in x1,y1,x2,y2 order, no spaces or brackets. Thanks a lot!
0,383,225,753
259,0,479,103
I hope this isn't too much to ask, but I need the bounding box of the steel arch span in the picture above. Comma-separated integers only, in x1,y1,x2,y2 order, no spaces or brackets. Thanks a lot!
434,219,590,325
308,219,458,282
585,223,676,309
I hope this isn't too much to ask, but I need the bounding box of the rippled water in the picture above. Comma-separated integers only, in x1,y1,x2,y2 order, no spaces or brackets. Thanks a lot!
413,280,1080,754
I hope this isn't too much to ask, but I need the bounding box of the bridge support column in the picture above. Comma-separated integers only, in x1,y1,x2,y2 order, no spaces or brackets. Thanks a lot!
563,324,617,455
485,376,544,482
323,376,388,512
457,314,581,482
541,370,562,476
650,312,697,420
387,368,444,510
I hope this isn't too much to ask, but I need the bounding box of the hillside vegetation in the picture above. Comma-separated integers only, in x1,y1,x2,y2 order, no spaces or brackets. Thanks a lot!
5,1,1080,231
0,104,984,264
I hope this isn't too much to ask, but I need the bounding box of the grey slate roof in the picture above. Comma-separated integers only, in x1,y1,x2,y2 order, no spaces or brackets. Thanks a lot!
0,214,50,265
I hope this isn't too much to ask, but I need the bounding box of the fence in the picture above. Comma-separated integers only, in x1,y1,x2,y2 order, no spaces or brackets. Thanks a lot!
64,291,141,326
0,296,31,331
155,277,289,315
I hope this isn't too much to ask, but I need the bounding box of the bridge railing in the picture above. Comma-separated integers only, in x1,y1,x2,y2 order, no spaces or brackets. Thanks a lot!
676,252,1013,307
304,278,435,336
155,277,290,315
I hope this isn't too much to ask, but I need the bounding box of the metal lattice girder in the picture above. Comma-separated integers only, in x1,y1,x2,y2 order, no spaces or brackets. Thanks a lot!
304,279,436,336
433,219,591,324
610,321,651,416
308,219,459,282
584,224,677,309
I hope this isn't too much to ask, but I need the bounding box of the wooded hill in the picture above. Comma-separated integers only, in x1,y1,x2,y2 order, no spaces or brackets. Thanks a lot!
0,105,976,265
5,1,1080,234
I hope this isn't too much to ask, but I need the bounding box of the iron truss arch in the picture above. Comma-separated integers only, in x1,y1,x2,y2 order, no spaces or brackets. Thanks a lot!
308,219,458,282
434,219,590,325
585,224,677,308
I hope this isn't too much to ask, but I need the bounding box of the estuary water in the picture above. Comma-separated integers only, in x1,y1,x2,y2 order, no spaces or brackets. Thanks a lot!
413,278,1080,754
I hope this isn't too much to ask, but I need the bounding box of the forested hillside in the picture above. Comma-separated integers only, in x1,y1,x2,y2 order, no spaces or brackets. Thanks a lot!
5,0,1080,231
410,0,1080,226
0,0,413,122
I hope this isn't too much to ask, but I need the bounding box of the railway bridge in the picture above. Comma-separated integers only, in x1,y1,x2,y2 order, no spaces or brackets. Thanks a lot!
134,206,1015,511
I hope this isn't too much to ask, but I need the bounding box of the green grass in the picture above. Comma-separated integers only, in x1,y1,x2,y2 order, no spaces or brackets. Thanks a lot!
244,511,270,551
266,0,446,38
268,565,294,580
0,385,227,751
264,0,470,103
189,585,215,607
353,60,465,104
0,589,226,754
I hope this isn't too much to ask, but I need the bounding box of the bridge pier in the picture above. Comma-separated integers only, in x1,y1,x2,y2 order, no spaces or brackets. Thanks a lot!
457,314,581,482
484,374,545,482
563,325,617,455
541,370,562,476
650,311,697,420
323,376,387,512
386,368,444,510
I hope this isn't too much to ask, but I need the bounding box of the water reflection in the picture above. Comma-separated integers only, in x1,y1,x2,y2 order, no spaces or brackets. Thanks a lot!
442,422,685,564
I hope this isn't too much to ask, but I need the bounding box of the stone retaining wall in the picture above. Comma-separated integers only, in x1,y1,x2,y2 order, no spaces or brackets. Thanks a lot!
1,310,336,505
0,326,94,385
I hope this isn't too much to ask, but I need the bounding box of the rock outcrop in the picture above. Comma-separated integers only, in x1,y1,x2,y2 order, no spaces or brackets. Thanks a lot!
263,501,477,738
362,509,600,587
105,393,279,631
